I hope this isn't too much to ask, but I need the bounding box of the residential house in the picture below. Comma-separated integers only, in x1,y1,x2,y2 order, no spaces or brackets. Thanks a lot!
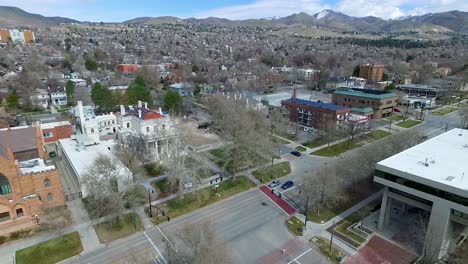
48,86,67,107
40,121,73,144
30,89,49,109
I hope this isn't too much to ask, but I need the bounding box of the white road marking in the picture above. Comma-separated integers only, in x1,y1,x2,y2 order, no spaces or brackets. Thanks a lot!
155,225,178,252
144,231,167,264
287,248,313,264
424,127,444,136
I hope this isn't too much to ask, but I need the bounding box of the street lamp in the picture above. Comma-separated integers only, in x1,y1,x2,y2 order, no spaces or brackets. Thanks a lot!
329,220,336,255
148,189,153,219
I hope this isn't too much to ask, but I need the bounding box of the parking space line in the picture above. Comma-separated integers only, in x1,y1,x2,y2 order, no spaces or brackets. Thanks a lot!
144,231,167,264
287,248,312,264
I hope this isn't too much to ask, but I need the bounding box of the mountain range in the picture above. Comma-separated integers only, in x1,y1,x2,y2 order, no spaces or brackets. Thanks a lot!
0,6,467,33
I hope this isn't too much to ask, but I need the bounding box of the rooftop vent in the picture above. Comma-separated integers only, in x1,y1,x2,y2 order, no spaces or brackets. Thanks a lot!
445,176,455,182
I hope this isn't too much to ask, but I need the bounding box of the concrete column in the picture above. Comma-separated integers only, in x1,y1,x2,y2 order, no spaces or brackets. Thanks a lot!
424,200,451,262
378,186,389,230
385,197,393,227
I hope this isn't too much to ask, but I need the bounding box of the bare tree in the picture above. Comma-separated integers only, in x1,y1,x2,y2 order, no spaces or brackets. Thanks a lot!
458,104,468,129
171,221,234,264
38,205,71,237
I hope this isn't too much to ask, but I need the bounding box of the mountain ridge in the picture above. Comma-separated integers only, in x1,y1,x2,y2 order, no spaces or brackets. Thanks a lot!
0,6,467,33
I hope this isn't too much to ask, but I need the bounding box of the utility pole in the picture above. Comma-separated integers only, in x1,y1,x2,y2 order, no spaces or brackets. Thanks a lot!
304,196,309,228
329,221,335,255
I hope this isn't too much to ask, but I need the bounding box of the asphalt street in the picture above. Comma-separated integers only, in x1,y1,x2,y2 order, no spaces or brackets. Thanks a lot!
66,188,329,264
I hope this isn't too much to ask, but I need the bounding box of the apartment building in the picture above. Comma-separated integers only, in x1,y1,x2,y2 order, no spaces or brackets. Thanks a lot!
359,64,384,83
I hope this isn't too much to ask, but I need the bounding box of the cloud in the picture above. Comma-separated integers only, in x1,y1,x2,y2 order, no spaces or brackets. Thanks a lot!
197,0,328,20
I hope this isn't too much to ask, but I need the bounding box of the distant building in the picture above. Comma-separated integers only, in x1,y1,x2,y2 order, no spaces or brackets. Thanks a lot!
359,64,384,83
116,64,140,74
0,29,35,45
332,88,398,119
0,126,65,234
169,83,193,97
397,84,442,98
281,97,351,129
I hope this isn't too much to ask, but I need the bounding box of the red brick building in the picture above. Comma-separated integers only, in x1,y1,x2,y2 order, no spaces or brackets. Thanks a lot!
359,64,384,83
116,64,140,74
0,126,65,235
281,97,351,128
40,121,73,143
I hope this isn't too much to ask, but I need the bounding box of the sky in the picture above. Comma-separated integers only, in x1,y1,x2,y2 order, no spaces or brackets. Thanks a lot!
1,0,468,22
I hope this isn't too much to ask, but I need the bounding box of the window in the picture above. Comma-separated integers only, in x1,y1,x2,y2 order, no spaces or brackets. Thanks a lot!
112,120,115,124
126,123,130,128
162,124,166,130
146,127,150,132
16,208,24,217
0,212,10,222
43,131,54,138
47,193,54,201
90,128,95,133
44,178,51,188
0,176,12,195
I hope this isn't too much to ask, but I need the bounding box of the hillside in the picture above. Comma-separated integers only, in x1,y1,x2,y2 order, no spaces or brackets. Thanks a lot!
0,6,78,26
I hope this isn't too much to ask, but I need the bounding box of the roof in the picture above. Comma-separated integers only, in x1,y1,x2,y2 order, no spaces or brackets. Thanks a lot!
333,88,397,100
124,107,164,120
40,121,71,130
352,107,374,113
0,126,38,158
283,97,349,111
48,86,65,93
376,129,468,198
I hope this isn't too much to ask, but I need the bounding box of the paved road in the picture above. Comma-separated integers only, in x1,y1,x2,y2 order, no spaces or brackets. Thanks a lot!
65,189,329,264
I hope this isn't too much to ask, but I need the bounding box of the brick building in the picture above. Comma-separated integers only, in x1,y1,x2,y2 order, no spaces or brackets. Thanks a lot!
332,88,398,119
360,64,384,83
40,121,73,143
281,97,351,128
0,126,65,234
116,64,140,74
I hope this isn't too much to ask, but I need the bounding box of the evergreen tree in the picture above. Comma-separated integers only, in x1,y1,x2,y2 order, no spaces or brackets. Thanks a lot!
91,82,114,111
164,90,182,113
126,76,152,105
65,80,75,103
6,93,19,110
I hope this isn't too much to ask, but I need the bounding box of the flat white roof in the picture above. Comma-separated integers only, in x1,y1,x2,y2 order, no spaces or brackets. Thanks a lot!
377,129,468,198
58,138,130,181
40,121,71,130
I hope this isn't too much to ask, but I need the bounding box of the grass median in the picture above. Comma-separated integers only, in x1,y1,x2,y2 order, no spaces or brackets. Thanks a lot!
287,216,304,236
94,213,143,243
431,107,457,116
15,231,83,264
252,161,291,183
396,119,422,128
311,130,390,157
150,176,255,225
311,237,343,264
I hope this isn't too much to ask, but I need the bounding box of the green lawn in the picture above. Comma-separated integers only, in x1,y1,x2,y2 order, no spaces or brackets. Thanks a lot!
295,146,307,152
431,107,457,116
151,176,255,224
311,130,390,157
94,213,143,243
287,216,304,236
151,179,178,196
251,161,291,183
303,137,332,149
390,115,404,121
308,208,339,223
311,237,343,264
208,147,268,173
396,119,422,128
15,232,83,264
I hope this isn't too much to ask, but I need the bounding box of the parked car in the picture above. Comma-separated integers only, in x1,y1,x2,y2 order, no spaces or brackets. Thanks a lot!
268,180,281,188
281,180,294,190
290,151,301,157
